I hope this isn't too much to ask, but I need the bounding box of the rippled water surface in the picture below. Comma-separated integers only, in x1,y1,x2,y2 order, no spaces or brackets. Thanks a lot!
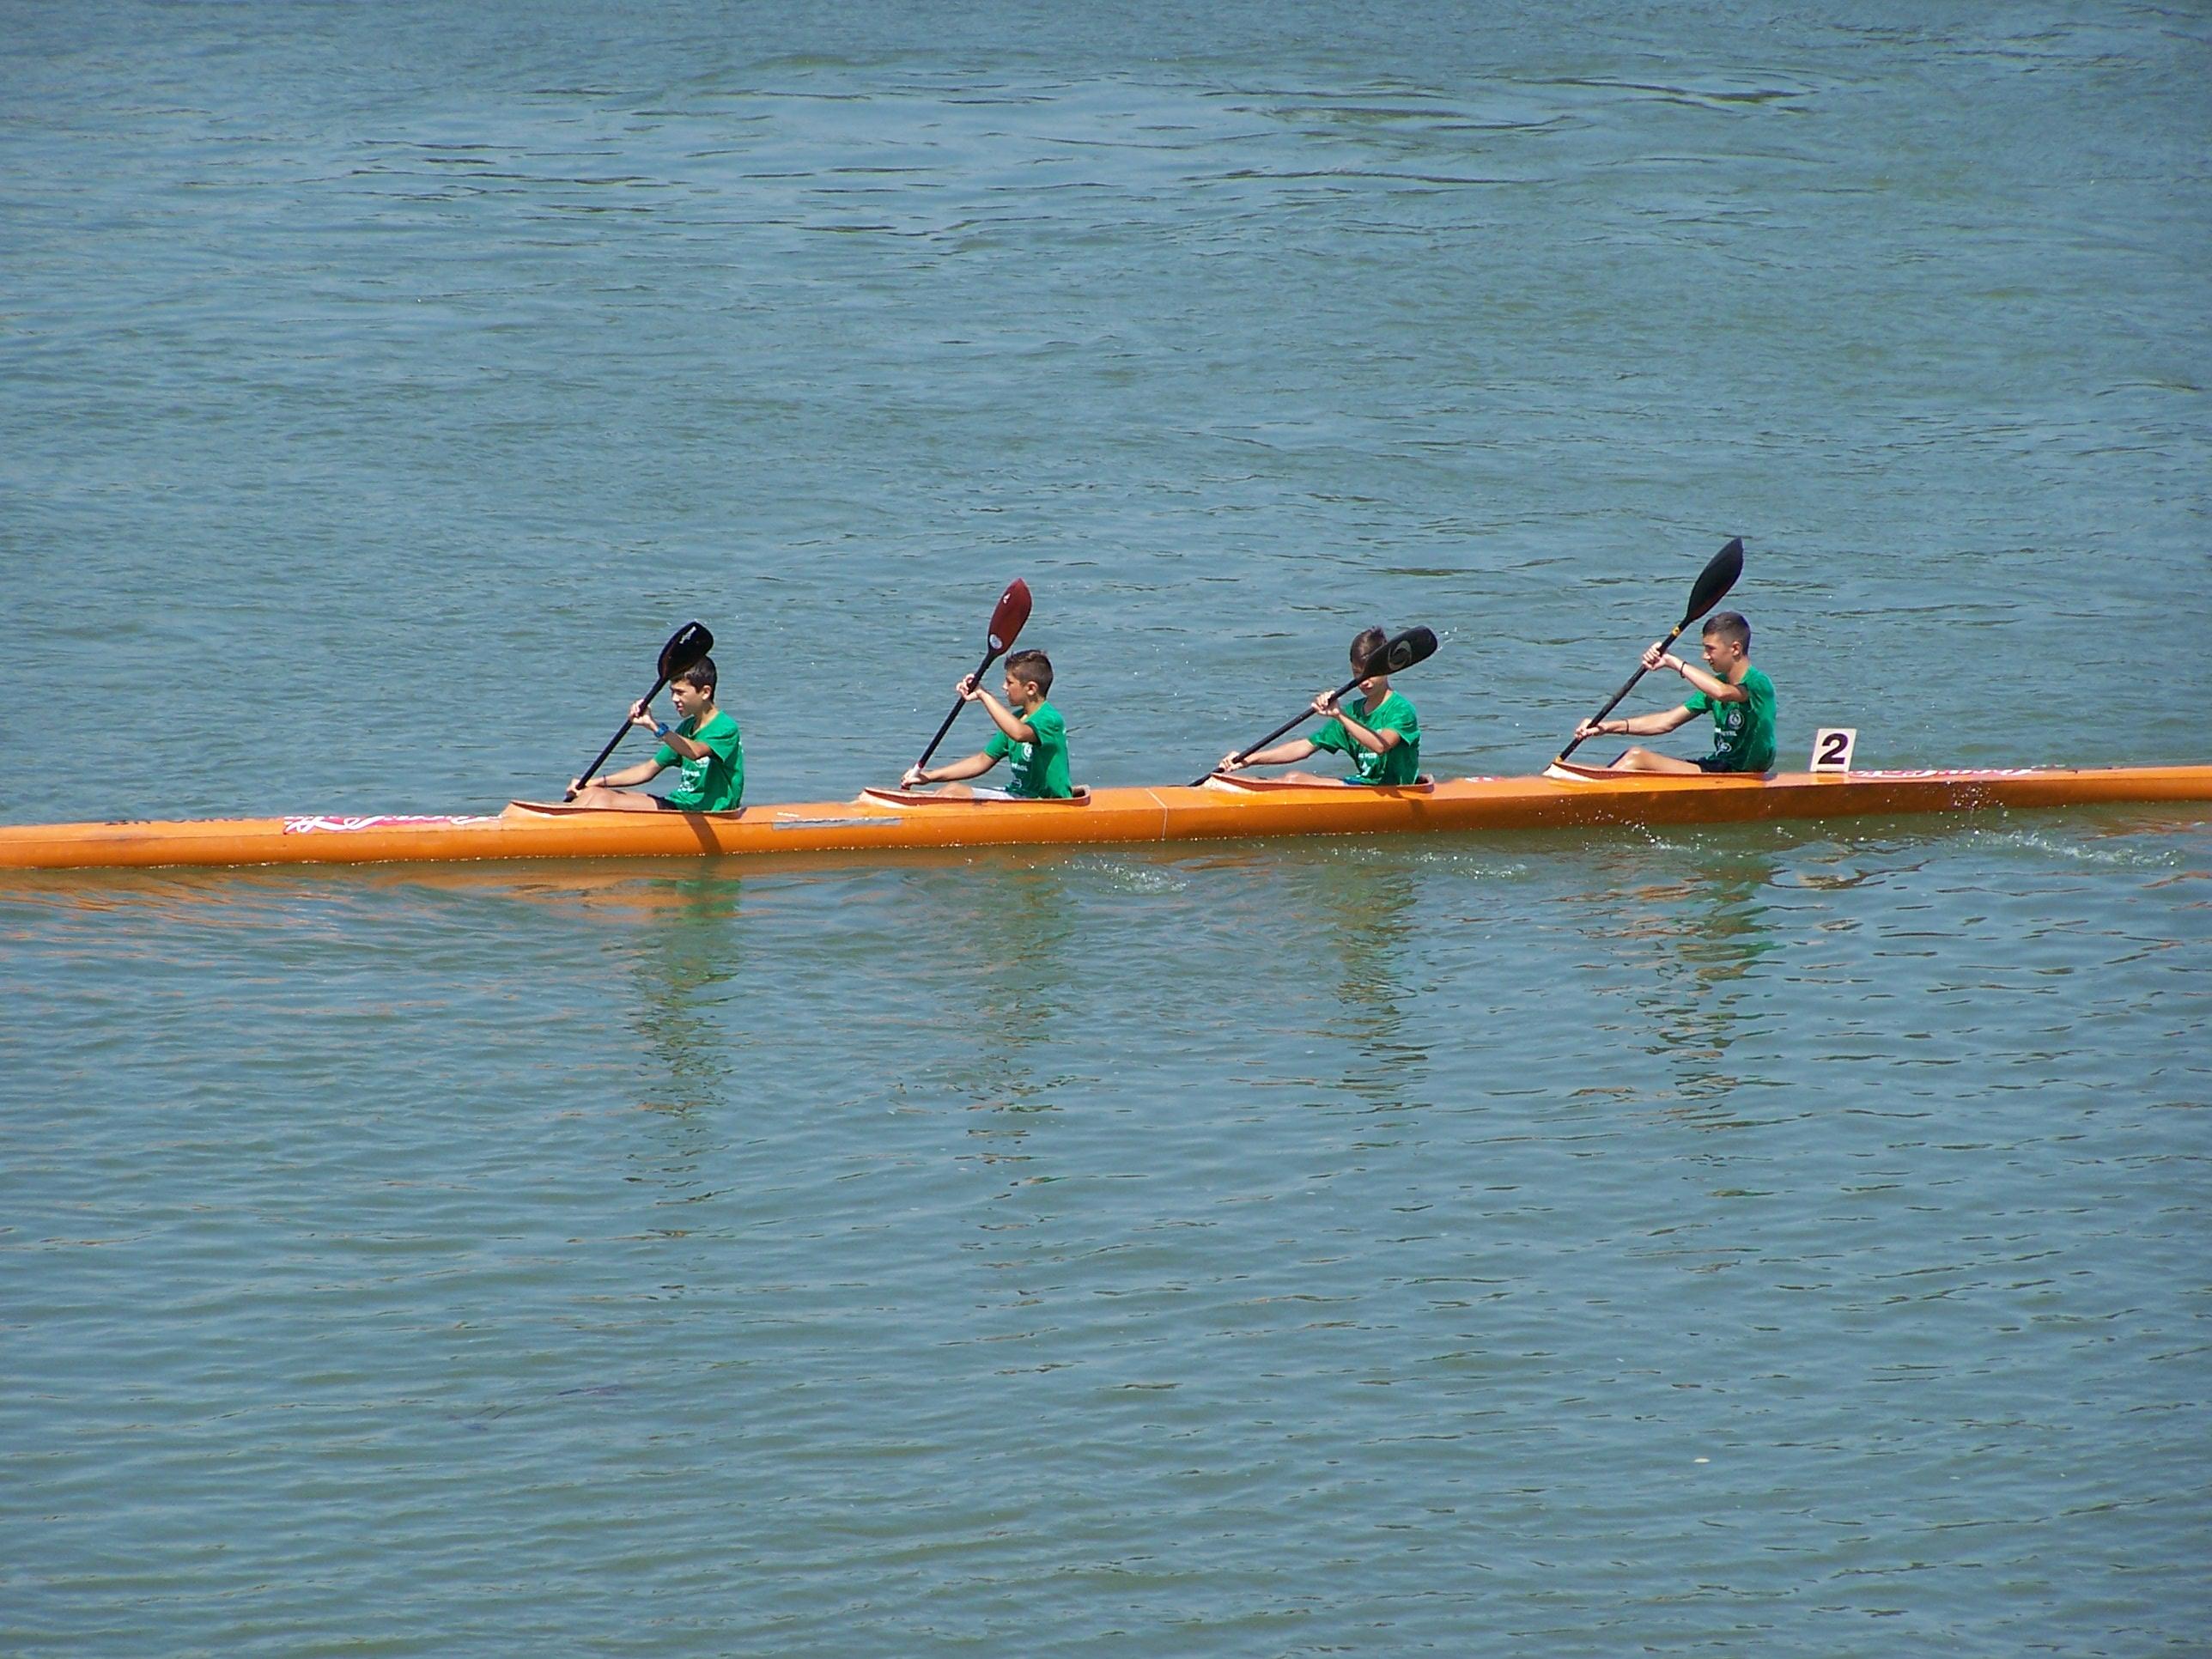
3,2,2209,1654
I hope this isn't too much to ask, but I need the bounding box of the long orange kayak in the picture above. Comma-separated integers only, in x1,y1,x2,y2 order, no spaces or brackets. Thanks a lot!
2,763,2209,872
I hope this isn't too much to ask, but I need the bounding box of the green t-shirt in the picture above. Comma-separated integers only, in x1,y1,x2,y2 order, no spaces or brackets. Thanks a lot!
983,700,1073,799
1684,665,1776,773
1310,690,1421,785
654,708,744,811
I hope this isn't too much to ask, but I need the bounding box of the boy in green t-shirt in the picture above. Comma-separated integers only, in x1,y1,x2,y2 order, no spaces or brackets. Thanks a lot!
1574,611,1776,774
1216,626,1422,786
569,656,745,811
902,649,1073,799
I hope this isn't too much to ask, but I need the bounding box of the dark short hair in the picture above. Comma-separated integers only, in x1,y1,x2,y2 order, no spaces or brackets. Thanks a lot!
672,655,718,694
1702,612,1751,652
1006,649,1053,696
1350,626,1389,673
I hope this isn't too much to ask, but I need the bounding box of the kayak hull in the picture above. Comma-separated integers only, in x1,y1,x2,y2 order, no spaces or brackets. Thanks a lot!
3,765,2209,872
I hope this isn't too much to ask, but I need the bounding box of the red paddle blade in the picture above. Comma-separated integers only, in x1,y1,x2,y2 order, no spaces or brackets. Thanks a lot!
987,579,1032,656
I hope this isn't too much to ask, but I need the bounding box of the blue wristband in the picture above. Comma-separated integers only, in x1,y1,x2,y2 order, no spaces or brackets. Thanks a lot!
653,721,672,740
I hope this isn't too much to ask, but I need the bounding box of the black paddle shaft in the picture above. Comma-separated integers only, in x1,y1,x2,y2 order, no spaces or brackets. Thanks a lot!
1196,626,1438,786
566,622,714,799
1554,538,1743,764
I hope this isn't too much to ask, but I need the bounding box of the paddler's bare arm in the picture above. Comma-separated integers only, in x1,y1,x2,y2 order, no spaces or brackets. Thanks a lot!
1220,737,1319,772
1643,645,1743,704
1577,705,1698,741
903,750,996,788
1322,708,1400,756
964,679,1036,744
629,700,714,760
1310,690,1402,757
574,755,669,793
655,730,711,760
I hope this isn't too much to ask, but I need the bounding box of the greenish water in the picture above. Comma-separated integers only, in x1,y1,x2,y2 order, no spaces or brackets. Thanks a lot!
3,3,2208,1654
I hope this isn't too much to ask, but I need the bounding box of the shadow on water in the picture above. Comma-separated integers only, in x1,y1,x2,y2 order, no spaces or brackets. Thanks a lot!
1301,852,1429,1107
1568,838,1784,1121
620,869,749,1119
959,860,1081,1065
586,870,764,1244
948,861,1088,1184
1178,843,1437,1127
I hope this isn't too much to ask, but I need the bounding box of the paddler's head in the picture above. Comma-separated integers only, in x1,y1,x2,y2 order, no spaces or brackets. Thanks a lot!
1002,649,1053,712
1350,625,1390,696
1699,613,1751,679
669,656,718,720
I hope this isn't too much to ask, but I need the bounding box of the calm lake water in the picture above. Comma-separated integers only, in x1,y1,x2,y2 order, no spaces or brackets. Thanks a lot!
3,2,2208,1654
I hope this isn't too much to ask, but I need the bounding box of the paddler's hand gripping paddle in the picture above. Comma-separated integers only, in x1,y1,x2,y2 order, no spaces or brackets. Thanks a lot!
1553,537,1743,765
1200,625,1440,786
565,621,714,800
908,579,1033,781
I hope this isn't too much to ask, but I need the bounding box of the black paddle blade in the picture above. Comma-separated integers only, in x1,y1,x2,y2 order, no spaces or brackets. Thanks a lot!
658,621,714,680
1359,625,1439,678
988,580,1032,656
1681,538,1744,626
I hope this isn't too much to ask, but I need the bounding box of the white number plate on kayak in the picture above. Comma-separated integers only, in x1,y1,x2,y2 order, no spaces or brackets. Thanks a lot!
1811,727,1857,773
